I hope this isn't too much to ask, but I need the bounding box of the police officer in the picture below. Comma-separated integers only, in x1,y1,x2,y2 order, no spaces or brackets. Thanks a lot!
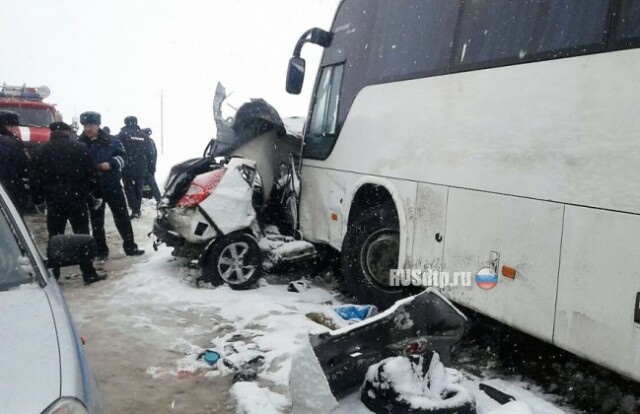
78,111,144,260
118,116,149,219
142,127,162,202
31,122,107,285
0,110,30,214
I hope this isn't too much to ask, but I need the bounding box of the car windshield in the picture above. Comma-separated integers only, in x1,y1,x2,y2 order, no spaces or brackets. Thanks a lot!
2,105,54,127
0,207,35,290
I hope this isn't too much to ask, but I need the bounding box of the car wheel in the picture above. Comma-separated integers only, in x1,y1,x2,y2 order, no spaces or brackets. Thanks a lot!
341,204,413,309
203,232,262,290
361,355,477,414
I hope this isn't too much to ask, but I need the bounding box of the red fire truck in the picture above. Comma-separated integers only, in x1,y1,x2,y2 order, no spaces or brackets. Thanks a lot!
0,84,63,146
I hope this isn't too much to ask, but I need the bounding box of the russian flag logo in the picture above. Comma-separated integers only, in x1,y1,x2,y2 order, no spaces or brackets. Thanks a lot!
475,268,498,290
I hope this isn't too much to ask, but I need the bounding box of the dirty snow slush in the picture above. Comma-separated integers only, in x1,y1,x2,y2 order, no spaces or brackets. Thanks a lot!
24,202,640,413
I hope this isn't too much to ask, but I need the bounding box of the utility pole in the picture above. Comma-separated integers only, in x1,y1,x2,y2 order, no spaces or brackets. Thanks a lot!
160,89,164,154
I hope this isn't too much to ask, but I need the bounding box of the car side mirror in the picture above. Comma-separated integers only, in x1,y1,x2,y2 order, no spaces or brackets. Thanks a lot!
47,234,96,268
286,56,306,95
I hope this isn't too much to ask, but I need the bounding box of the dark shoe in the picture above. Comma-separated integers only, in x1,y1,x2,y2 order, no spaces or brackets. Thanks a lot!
84,273,108,286
125,248,145,256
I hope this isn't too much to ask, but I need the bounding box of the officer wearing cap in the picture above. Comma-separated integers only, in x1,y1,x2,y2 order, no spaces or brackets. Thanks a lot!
142,127,162,202
0,110,30,213
78,111,144,260
31,122,107,285
118,115,150,219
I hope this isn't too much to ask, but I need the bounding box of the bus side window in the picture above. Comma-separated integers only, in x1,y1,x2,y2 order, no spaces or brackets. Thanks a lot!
366,0,459,82
305,64,345,159
535,0,610,54
615,0,640,47
456,0,542,65
455,0,611,68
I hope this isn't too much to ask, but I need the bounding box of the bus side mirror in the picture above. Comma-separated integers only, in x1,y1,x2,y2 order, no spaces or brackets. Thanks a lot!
286,56,306,95
309,28,332,48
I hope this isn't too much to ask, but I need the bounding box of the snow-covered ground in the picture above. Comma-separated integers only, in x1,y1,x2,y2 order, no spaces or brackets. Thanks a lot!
24,192,638,413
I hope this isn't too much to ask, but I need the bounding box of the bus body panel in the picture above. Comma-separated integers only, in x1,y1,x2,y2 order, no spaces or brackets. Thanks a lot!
305,48,640,216
409,183,449,271
441,189,564,342
299,166,417,268
554,206,640,381
299,166,347,248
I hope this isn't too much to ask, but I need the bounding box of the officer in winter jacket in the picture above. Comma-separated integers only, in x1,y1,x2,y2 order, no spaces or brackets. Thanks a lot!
142,127,162,202
0,110,30,214
78,111,144,260
31,122,107,285
118,116,149,219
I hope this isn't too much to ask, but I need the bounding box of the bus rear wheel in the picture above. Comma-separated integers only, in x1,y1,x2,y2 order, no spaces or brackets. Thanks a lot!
341,204,413,309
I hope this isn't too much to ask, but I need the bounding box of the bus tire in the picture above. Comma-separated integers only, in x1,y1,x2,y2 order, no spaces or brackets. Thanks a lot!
341,204,412,309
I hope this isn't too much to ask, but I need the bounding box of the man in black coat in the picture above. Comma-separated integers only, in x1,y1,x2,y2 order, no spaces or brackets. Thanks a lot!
0,110,30,214
118,116,149,219
142,127,162,202
31,122,107,285
78,111,144,261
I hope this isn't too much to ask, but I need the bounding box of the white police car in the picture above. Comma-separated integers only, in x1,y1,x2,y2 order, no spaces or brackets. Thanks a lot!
0,184,103,413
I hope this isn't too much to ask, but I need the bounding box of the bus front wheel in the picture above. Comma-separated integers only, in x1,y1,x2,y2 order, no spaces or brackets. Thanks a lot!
341,204,413,309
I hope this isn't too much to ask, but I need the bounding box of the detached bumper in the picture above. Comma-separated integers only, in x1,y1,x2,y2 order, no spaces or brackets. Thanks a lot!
153,216,185,247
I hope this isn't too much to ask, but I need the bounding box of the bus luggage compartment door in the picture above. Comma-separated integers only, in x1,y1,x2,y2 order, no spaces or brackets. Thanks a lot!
441,188,564,342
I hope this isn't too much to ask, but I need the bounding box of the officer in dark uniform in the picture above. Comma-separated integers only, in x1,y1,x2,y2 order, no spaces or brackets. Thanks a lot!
0,110,30,214
142,128,162,202
31,122,107,285
78,111,144,260
118,116,149,219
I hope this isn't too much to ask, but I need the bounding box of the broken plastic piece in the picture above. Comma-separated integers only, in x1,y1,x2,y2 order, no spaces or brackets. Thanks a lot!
306,289,468,397
333,304,377,322
288,280,310,292
479,383,516,405
202,350,220,366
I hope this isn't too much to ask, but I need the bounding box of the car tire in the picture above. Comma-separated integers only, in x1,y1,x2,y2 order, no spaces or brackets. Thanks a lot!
341,204,414,309
203,232,263,290
361,355,477,414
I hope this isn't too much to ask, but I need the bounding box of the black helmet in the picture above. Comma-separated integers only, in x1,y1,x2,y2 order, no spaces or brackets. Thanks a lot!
0,110,20,127
49,121,71,132
80,111,101,125
124,116,138,127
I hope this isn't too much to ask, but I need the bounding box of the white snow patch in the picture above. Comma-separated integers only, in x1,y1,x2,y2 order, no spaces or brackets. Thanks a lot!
489,401,535,414
230,382,289,414
115,244,342,393
462,375,569,414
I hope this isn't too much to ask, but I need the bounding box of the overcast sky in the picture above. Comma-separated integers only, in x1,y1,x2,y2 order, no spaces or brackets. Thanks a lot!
2,0,339,159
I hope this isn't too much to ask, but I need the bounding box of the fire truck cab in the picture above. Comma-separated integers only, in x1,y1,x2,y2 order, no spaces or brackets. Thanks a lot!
0,84,62,146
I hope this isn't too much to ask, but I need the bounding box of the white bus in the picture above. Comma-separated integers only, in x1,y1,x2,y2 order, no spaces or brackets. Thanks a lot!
286,0,640,382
